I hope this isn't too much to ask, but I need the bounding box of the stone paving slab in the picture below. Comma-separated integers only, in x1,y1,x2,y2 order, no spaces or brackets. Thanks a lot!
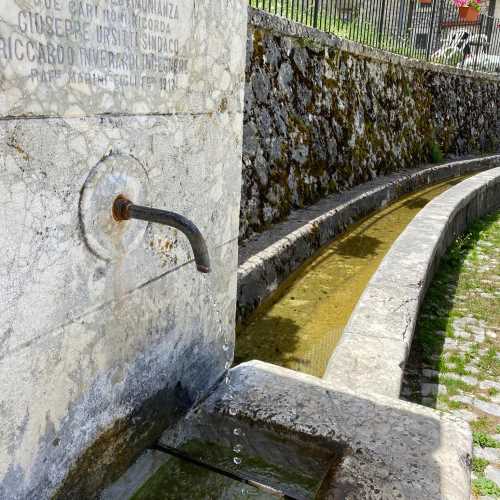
474,447,500,462
484,466,500,485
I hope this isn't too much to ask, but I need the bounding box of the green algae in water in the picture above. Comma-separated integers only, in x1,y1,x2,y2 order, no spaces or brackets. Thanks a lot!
131,439,325,499
236,177,468,377
131,454,275,499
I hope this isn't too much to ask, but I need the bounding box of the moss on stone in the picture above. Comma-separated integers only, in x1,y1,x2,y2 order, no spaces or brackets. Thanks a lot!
53,386,192,499
240,24,499,241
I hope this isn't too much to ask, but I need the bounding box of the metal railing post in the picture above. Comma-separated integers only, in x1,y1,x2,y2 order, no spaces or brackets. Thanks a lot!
378,0,387,48
425,0,438,60
313,0,321,27
436,0,445,55
473,14,484,72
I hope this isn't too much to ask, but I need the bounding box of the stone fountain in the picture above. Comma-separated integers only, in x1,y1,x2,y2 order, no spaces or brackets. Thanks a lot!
0,0,472,498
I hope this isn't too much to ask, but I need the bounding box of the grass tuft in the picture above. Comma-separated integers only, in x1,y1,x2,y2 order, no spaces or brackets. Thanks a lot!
429,142,444,163
473,431,499,449
472,457,489,475
472,477,500,497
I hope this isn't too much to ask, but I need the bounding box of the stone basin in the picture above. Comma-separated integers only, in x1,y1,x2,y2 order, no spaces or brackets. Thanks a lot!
106,360,471,499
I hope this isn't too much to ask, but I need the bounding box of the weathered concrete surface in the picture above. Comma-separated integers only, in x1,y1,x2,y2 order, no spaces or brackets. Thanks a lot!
0,1,248,498
324,167,500,398
237,155,500,324
0,117,241,500
240,7,500,240
192,361,472,499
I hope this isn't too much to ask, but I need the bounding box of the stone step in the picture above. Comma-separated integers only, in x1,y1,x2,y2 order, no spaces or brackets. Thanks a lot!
484,465,500,486
474,447,500,462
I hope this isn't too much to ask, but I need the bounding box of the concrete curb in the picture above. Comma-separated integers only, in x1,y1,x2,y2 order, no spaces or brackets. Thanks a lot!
324,167,500,398
237,155,500,324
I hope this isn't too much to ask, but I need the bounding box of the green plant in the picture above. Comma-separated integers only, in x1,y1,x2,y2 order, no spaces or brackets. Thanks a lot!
439,376,474,396
429,141,444,163
473,431,499,448
472,477,500,497
447,354,469,375
437,358,448,372
478,347,499,377
471,417,495,434
472,457,489,474
448,400,465,410
453,0,481,11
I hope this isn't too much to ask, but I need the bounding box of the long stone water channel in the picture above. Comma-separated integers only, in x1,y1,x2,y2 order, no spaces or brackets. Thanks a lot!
236,176,468,377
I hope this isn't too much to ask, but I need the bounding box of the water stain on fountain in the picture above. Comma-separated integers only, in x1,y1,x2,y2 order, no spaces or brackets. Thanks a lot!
79,154,150,262
236,176,468,377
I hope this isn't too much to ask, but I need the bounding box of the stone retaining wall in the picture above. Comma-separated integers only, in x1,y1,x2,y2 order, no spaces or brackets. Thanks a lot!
240,7,500,240
324,167,500,398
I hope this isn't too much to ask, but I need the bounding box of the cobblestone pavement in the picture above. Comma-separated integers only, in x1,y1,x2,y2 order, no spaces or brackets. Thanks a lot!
402,211,500,499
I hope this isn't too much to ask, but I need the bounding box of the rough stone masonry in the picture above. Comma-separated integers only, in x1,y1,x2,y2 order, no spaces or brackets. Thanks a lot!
240,7,500,240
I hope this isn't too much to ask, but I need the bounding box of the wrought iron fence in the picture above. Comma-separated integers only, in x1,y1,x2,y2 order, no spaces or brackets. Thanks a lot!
249,0,500,73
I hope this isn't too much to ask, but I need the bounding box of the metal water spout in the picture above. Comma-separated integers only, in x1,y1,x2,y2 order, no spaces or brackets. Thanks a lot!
112,195,211,273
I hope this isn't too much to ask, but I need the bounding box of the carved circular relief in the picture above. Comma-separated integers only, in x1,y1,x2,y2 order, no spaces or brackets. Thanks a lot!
79,154,149,261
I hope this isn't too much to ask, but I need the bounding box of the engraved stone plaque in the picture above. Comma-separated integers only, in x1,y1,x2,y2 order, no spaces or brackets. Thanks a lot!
0,0,245,116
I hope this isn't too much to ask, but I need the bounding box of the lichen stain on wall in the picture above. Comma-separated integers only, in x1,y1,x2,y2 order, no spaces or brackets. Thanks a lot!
240,20,499,241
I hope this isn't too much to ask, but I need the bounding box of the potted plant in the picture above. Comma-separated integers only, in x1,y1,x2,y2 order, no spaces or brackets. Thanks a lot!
453,0,481,22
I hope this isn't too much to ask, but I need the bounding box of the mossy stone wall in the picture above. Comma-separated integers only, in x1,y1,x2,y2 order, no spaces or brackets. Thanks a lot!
240,8,500,240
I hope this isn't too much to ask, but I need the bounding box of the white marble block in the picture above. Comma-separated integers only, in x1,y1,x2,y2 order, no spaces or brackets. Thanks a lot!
0,0,247,497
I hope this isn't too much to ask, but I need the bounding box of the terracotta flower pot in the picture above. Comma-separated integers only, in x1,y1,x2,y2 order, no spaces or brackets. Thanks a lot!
458,6,480,22
419,0,432,4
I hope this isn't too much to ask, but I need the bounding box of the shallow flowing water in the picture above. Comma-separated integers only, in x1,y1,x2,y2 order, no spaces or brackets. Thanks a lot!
131,449,278,499
235,176,468,377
